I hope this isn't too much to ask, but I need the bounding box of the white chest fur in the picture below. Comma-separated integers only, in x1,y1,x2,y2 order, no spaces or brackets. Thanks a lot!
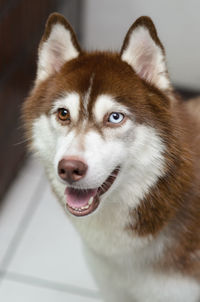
69,199,200,302
70,194,147,257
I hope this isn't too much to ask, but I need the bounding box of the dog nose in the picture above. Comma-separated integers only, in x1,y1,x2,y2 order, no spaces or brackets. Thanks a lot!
58,158,88,183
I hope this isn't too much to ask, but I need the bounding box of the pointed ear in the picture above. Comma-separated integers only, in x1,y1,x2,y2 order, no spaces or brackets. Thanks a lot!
120,16,171,91
36,13,81,84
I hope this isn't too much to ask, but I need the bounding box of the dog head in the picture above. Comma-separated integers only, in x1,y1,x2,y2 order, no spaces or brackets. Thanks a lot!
23,13,173,217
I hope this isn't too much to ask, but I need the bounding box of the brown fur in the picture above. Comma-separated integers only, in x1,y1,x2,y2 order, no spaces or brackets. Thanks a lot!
131,97,200,278
22,14,200,282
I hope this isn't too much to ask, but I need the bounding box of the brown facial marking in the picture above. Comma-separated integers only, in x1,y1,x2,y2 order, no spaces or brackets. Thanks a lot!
22,51,171,154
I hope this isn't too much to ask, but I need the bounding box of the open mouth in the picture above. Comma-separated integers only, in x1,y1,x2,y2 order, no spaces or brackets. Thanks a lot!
65,167,120,217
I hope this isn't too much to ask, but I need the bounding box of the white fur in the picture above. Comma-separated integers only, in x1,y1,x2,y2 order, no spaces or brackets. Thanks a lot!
121,26,170,90
84,74,94,115
84,243,200,302
36,23,79,83
31,94,199,301
93,94,130,123
51,92,80,123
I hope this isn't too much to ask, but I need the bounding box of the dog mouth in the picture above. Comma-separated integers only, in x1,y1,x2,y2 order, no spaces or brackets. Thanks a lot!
65,167,120,217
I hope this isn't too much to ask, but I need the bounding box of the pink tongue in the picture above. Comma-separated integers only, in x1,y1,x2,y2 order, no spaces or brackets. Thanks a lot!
65,187,97,208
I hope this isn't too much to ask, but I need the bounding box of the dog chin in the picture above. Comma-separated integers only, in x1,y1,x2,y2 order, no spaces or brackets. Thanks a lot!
64,167,120,217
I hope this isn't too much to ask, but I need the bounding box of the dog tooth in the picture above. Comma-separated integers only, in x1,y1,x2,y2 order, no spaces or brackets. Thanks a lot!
88,197,94,205
81,204,89,210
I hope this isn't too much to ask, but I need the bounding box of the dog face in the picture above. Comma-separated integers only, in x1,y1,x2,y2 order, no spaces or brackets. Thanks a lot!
23,14,172,217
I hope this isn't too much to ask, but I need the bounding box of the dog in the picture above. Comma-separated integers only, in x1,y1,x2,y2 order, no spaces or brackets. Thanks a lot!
22,13,200,302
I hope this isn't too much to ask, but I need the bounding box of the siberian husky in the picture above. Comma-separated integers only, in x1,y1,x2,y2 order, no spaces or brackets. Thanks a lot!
23,13,200,302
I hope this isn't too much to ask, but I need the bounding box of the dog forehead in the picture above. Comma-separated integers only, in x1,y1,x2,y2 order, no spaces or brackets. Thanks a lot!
58,52,141,97
27,52,143,122
52,53,142,116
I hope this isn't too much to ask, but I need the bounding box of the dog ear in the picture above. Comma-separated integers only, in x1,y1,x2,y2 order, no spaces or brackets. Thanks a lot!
36,13,81,84
120,16,170,91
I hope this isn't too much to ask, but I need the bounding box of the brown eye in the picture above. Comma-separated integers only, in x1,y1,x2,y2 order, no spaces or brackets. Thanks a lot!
57,108,70,122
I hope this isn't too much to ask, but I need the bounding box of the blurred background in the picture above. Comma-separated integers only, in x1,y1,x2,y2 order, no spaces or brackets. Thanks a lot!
0,0,199,301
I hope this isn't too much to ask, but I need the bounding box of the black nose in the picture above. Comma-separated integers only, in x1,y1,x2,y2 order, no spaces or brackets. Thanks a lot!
58,158,88,183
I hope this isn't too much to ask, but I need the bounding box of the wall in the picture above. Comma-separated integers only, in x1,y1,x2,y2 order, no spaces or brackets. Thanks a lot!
83,0,200,90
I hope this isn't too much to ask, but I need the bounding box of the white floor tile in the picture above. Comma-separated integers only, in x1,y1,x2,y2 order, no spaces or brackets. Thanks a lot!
0,279,99,302
5,177,99,292
0,158,44,264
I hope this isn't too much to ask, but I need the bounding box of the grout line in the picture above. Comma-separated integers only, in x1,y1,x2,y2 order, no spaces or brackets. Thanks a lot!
0,173,46,283
0,270,101,300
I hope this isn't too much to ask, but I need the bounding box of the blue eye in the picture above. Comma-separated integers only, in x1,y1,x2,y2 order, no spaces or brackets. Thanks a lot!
108,112,124,124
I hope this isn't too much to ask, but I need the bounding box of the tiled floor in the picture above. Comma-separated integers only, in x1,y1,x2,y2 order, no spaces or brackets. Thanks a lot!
0,157,101,301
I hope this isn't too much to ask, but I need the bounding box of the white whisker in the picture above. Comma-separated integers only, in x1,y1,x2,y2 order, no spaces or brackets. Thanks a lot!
13,137,31,146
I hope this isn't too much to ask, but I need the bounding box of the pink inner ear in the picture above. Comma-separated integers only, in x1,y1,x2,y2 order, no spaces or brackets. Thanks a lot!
49,43,66,72
36,22,80,83
137,50,155,82
121,26,169,90
132,30,160,83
